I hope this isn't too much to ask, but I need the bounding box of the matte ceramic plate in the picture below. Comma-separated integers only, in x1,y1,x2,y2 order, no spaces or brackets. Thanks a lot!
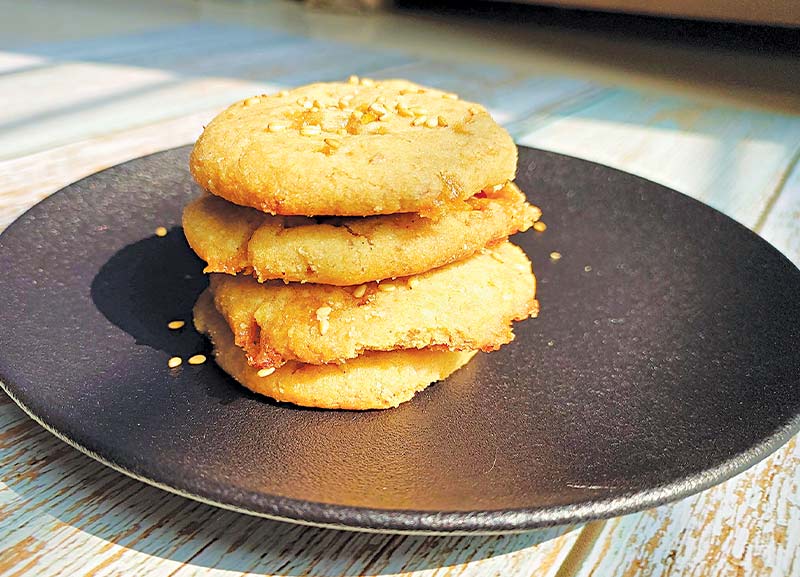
1,146,799,534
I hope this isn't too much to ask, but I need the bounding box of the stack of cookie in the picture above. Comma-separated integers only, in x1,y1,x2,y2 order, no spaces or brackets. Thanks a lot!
185,78,541,410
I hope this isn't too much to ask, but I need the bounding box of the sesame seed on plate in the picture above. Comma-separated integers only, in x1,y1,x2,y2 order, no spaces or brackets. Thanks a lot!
168,356,182,368
155,226,168,237
167,320,185,330
188,354,207,365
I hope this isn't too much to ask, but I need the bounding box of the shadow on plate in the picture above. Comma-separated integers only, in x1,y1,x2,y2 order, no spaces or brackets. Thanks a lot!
90,226,208,357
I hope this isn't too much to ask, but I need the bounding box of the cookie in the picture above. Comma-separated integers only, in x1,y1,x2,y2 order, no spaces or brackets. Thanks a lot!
183,182,541,285
194,290,476,410
208,241,538,368
189,78,517,216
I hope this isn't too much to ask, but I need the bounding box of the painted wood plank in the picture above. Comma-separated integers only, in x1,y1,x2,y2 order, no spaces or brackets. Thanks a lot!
0,22,609,160
0,27,416,159
759,153,800,267
514,89,800,229
0,109,213,231
0,400,584,577
0,0,195,49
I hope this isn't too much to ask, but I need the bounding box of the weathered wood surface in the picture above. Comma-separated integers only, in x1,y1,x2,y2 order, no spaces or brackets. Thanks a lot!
0,3,798,576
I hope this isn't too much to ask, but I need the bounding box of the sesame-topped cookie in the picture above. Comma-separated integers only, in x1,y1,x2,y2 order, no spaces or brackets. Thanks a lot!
189,78,517,216
207,242,538,369
194,290,476,410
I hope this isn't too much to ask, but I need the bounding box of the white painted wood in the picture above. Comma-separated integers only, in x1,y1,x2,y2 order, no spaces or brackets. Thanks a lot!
514,89,800,228
759,155,800,267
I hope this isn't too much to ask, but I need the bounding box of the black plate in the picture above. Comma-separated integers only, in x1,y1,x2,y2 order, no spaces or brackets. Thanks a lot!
1,146,799,534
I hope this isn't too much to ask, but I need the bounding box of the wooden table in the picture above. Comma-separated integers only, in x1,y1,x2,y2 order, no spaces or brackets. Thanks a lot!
1,1,798,575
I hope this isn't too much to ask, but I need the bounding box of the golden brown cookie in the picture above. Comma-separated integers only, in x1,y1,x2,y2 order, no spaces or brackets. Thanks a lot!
189,78,517,216
183,182,541,285
208,241,538,369
194,290,476,410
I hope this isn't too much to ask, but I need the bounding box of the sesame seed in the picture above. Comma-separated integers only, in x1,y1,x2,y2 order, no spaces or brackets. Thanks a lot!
364,121,381,132
492,183,505,192
300,125,322,136
244,97,260,106
360,78,375,86
352,110,364,120
188,354,207,365
324,138,342,149
378,113,390,122
411,116,427,126
533,221,547,232
168,356,182,368
550,251,562,261
424,116,438,128
409,107,428,116
155,226,168,237
437,115,448,127
257,367,276,378
267,122,288,132
316,306,332,319
442,92,458,100
352,284,367,298
407,277,420,289
584,265,593,272
490,252,505,264
378,283,396,292
369,102,388,116
396,104,412,117
348,75,360,84
167,320,185,330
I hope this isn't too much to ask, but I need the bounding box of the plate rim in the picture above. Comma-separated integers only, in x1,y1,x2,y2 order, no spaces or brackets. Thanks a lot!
1,145,799,535
3,374,799,535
